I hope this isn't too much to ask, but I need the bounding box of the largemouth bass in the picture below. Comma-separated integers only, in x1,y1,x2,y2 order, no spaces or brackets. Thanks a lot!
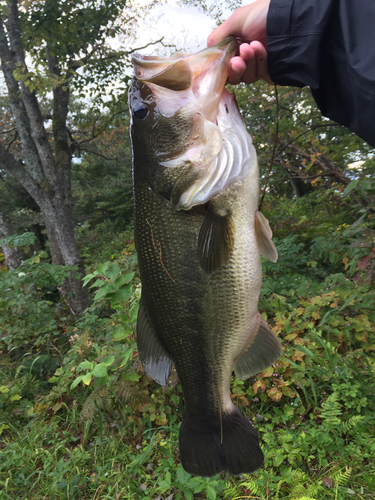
129,37,282,477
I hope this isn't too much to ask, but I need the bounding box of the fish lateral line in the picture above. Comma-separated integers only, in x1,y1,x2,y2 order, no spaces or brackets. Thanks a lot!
145,218,176,283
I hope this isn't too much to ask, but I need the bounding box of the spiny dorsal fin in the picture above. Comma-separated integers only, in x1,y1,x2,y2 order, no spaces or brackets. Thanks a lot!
197,205,235,275
254,210,278,262
136,299,172,386
234,314,282,380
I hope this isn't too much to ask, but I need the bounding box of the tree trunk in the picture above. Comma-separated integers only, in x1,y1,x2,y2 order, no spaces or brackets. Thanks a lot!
0,210,24,270
29,224,44,253
0,5,88,314
285,169,305,198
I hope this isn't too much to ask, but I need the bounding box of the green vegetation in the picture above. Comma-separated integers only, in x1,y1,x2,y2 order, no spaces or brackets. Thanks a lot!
1,172,374,498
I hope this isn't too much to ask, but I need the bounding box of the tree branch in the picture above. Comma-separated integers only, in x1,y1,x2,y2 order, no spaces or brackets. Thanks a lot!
0,13,45,183
6,0,57,187
76,110,126,147
0,142,45,204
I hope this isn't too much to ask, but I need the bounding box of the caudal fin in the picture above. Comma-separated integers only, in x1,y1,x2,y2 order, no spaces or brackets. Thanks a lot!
179,410,263,477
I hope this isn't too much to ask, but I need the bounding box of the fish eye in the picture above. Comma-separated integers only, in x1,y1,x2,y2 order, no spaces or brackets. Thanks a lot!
133,103,148,120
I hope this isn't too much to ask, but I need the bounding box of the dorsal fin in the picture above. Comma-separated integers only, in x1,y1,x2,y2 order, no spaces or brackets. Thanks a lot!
254,210,278,262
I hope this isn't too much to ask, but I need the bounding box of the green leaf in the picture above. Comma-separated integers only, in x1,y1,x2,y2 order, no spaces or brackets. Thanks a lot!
83,272,97,286
94,283,116,300
70,376,83,390
184,491,193,500
101,355,114,366
0,231,36,248
117,284,132,302
117,347,134,367
107,263,120,282
177,467,190,485
96,262,110,275
81,373,93,385
92,364,107,378
342,179,358,195
158,480,170,490
94,376,107,387
77,361,93,371
88,278,106,289
111,326,128,341
206,485,217,499
114,273,135,287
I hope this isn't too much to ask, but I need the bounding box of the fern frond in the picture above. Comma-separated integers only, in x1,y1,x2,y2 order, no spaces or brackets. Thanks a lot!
291,497,317,500
80,387,106,420
278,432,293,444
288,469,309,486
80,381,148,422
305,482,320,497
331,466,351,486
340,415,364,433
291,483,308,497
274,479,285,500
112,381,142,404
320,393,342,426
239,475,261,495
18,374,40,396
223,480,240,499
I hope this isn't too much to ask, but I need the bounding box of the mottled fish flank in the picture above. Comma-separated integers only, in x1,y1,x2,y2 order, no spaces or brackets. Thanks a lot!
129,37,282,477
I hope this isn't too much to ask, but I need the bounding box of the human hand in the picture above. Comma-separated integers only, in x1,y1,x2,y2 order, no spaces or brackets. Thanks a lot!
207,0,272,85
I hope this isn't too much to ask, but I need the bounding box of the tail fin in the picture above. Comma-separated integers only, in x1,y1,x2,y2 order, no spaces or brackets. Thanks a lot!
179,410,263,477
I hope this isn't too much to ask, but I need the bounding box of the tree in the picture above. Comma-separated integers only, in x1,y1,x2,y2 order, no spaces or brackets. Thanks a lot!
0,210,24,269
0,0,153,313
236,82,375,206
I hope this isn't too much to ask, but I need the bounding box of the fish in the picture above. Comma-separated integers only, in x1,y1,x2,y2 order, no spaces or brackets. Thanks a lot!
129,37,282,477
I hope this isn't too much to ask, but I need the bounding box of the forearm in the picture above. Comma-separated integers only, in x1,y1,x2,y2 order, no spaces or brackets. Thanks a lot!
267,0,375,146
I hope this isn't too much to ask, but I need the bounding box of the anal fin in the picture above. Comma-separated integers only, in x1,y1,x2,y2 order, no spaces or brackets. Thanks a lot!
234,314,282,380
136,299,172,386
255,210,278,262
197,205,235,275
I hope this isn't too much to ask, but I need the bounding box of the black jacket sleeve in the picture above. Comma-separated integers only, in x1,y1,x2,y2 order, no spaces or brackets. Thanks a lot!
266,0,375,147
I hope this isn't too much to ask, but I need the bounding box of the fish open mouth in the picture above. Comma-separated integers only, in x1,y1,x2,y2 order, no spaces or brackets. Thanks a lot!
131,37,238,123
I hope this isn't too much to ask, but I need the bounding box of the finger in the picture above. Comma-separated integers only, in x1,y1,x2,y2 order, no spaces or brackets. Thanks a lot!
238,44,257,84
250,41,273,84
207,7,248,47
228,56,247,85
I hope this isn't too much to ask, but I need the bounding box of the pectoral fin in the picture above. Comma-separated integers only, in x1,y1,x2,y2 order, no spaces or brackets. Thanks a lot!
197,205,235,275
136,299,172,386
234,314,282,380
254,210,278,262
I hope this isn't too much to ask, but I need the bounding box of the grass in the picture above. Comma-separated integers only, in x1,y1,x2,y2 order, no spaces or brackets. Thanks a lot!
1,218,374,499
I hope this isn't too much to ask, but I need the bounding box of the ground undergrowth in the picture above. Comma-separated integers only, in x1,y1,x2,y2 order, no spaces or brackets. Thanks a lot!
1,192,374,500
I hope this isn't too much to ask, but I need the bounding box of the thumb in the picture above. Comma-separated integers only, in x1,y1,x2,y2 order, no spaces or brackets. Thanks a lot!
207,8,246,47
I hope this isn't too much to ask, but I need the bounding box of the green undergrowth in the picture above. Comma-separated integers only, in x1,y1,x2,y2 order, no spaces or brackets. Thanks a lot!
1,193,374,499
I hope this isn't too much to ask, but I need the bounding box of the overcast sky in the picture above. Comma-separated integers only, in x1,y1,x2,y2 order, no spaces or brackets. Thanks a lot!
133,0,255,55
